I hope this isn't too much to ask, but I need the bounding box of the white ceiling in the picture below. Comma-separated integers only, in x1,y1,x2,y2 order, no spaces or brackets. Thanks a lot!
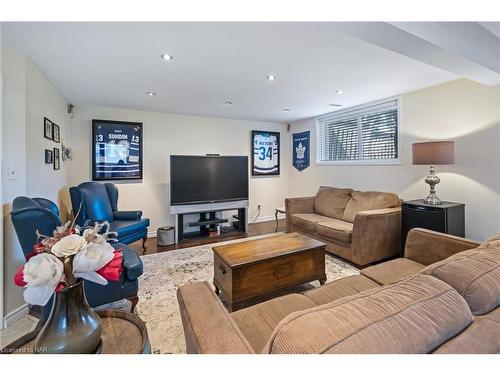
1,22,478,122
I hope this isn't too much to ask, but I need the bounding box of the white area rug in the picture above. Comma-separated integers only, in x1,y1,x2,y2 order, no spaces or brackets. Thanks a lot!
119,233,359,354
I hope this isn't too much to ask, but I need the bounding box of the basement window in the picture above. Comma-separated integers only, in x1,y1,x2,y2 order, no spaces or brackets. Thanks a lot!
316,97,400,165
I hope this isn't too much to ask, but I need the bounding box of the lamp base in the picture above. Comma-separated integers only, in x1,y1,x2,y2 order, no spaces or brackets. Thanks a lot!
423,192,442,205
423,166,442,205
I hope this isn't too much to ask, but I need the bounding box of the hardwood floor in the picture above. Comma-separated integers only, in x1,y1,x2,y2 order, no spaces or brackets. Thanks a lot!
128,219,286,255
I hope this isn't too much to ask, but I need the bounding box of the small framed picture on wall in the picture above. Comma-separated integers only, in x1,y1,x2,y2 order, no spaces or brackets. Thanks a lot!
45,149,53,164
251,130,280,176
52,123,61,143
44,117,53,140
53,148,60,170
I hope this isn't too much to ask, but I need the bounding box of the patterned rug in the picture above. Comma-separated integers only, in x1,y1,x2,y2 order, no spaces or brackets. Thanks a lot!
112,233,359,354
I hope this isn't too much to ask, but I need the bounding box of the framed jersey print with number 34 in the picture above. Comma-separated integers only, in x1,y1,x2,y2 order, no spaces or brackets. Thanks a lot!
251,130,280,176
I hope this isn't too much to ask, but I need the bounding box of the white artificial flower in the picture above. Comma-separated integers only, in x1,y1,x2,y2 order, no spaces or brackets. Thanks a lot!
51,234,87,257
82,228,107,245
23,253,63,306
73,242,115,285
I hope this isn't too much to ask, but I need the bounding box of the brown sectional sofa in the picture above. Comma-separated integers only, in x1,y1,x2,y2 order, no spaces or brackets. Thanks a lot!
177,228,500,354
285,186,401,266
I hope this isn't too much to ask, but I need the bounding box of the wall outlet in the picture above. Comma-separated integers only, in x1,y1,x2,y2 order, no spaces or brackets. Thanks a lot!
7,165,17,180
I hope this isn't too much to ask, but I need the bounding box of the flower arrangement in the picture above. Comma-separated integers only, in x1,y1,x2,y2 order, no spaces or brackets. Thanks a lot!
13,220,123,306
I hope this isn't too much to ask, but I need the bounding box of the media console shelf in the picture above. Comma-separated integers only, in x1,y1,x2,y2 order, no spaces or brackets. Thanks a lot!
172,202,248,243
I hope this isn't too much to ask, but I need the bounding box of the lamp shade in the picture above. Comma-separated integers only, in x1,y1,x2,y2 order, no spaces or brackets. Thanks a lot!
412,141,455,165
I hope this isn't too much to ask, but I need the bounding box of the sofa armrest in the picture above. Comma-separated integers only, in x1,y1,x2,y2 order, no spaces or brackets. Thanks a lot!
285,197,315,232
351,207,402,266
177,282,255,354
113,210,142,221
404,228,481,266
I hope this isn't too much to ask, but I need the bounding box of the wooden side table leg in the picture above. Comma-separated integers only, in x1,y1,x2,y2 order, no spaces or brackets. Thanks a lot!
275,209,279,232
319,277,327,285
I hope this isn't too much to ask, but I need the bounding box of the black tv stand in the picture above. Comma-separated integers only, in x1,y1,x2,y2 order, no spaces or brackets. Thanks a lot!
176,207,247,243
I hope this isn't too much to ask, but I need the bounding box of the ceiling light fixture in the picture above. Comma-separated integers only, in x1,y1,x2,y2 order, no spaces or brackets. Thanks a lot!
266,75,277,81
161,54,173,61
283,108,290,112
336,89,344,95
225,101,233,105
147,91,157,96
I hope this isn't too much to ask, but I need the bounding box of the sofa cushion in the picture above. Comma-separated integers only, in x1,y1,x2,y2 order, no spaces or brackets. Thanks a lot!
316,219,353,243
263,275,473,354
421,241,500,315
314,186,353,219
231,294,316,353
433,307,500,354
290,213,335,232
362,258,425,285
342,191,400,223
303,275,378,305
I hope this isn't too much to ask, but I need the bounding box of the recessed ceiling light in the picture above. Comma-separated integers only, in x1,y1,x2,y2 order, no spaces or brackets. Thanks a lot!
147,91,157,96
225,101,233,105
266,75,277,81
329,103,342,107
161,54,173,61
283,108,290,112
336,89,344,95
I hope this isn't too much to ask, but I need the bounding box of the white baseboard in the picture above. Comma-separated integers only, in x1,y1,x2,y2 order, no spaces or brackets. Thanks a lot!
147,214,285,238
250,214,285,224
4,303,29,328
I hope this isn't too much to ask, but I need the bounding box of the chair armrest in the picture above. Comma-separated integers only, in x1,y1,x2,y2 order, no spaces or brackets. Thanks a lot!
177,282,255,354
113,210,142,221
404,228,481,266
351,207,401,266
113,244,143,280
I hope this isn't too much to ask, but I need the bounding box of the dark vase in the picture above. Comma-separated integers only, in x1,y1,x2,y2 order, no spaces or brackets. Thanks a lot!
34,279,102,354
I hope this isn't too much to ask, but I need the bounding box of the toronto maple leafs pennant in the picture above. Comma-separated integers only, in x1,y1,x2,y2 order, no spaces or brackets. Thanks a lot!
292,131,310,171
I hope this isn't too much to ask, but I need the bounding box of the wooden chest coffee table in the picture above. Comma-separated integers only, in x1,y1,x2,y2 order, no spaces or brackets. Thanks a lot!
212,232,326,311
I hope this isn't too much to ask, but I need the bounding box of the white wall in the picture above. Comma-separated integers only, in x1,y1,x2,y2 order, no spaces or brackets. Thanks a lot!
67,106,290,232
289,79,500,241
25,60,68,211
1,47,69,320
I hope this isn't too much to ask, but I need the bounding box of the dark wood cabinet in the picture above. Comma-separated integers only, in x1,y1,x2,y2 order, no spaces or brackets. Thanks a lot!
402,199,465,248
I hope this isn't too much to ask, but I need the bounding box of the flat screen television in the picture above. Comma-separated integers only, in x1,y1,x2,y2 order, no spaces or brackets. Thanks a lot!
170,155,249,205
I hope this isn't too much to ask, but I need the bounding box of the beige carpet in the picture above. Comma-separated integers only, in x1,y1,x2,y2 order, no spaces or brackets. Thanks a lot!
113,233,359,354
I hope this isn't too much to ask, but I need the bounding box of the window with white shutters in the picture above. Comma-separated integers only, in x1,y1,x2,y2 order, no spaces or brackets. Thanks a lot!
317,97,400,164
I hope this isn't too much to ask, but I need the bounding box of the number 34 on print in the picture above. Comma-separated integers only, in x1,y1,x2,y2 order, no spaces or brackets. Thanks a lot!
252,130,280,176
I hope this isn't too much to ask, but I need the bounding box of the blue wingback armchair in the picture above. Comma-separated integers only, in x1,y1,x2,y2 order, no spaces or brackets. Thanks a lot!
69,182,150,250
10,196,144,321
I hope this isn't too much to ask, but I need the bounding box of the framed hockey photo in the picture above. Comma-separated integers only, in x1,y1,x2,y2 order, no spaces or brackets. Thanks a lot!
53,148,60,170
92,119,143,181
44,117,53,140
45,149,53,164
251,130,280,176
52,123,61,143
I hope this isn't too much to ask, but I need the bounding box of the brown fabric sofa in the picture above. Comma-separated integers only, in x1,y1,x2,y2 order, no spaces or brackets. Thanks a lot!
177,228,500,354
285,186,401,266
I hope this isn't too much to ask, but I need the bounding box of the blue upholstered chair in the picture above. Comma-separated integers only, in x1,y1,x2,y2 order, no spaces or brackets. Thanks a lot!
10,196,144,321
69,182,150,250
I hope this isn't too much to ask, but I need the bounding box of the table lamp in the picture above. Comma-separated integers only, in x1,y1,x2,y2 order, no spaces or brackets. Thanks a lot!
412,141,455,205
